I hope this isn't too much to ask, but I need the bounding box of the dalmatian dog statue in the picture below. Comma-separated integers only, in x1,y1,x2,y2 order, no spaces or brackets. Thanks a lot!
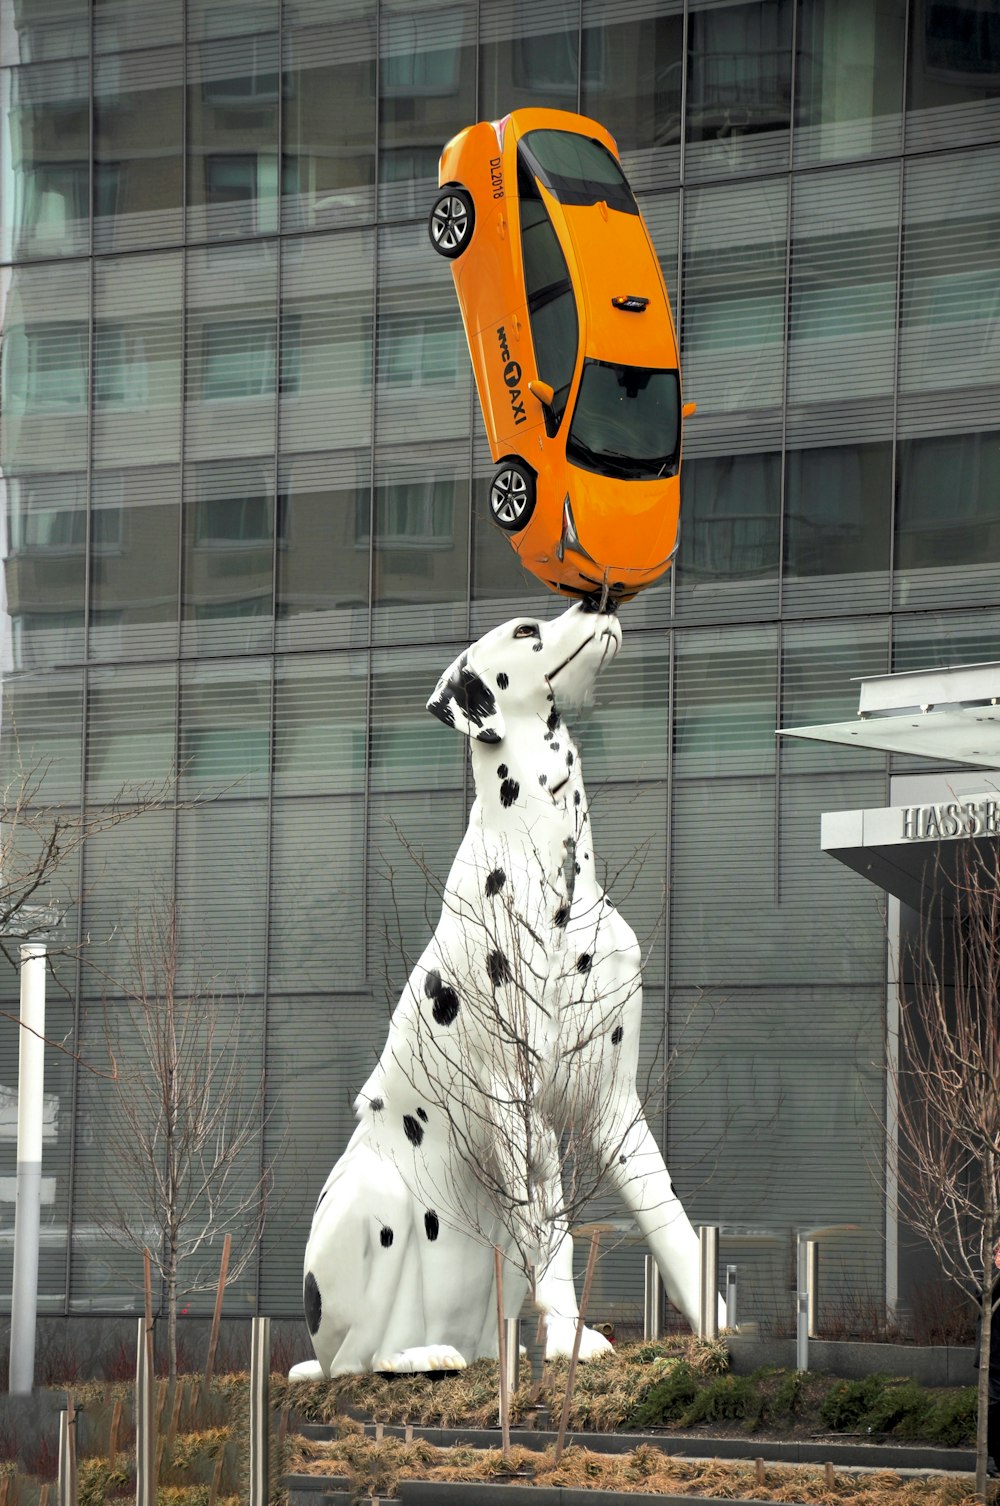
292,601,723,1379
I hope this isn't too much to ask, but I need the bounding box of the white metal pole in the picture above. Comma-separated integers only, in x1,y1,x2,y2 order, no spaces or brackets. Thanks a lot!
643,1254,662,1340
9,942,46,1395
698,1226,718,1340
796,1234,810,1372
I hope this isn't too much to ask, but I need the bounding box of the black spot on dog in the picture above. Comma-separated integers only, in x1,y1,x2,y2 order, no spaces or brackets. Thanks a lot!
574,791,582,806
547,706,560,733
315,1186,328,1210
551,741,560,751
427,694,455,727
566,751,574,767
611,1026,624,1045
452,656,498,730
500,778,519,807
577,954,592,974
370,1097,384,1112
403,1115,424,1146
532,642,543,652
539,773,547,787
497,672,509,689
554,906,569,927
619,1155,627,1166
487,950,512,987
424,1210,440,1241
497,763,508,778
433,986,459,1026
417,1107,428,1122
575,862,581,874
304,1271,322,1334
485,868,506,897
478,729,501,744
380,1226,394,1248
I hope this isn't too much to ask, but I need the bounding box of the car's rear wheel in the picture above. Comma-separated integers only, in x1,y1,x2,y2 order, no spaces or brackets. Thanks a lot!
428,188,475,258
489,461,536,532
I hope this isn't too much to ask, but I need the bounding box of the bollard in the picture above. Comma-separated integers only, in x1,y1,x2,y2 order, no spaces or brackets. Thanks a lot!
697,1226,718,1340
725,1264,738,1330
795,1235,811,1371
135,1317,154,1506
643,1255,662,1340
504,1317,520,1395
807,1240,819,1338
249,1316,271,1506
57,1398,77,1506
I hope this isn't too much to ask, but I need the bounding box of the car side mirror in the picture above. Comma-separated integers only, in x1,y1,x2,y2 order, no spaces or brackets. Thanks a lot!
529,379,555,409
682,401,697,419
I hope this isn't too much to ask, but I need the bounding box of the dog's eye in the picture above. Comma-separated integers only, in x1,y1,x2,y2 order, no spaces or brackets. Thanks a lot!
514,623,538,639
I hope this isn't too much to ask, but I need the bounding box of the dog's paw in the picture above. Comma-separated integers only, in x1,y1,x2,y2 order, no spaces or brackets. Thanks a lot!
288,1359,326,1382
544,1318,614,1362
373,1344,468,1373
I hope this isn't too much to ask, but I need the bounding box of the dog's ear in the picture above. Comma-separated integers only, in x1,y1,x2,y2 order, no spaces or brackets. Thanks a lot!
427,649,506,743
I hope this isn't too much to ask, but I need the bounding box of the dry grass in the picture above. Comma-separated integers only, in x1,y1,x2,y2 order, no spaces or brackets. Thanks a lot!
286,1430,984,1503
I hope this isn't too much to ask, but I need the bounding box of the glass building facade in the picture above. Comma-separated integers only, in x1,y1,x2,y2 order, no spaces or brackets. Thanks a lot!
0,0,998,1330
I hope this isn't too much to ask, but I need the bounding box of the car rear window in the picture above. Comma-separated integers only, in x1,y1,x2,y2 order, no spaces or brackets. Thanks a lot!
519,130,638,215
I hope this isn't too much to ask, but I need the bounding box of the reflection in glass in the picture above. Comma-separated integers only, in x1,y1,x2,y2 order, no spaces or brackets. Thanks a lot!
94,48,183,252
0,1,90,65
89,466,180,662
93,251,183,469
686,0,792,174
371,463,470,643
896,430,1000,571
785,443,891,579
378,0,475,213
907,0,1000,132
581,5,682,156
794,0,904,162
188,33,280,239
678,452,780,583
282,13,376,231
4,472,86,668
1,58,90,260
182,460,275,656
481,0,581,116
674,623,778,777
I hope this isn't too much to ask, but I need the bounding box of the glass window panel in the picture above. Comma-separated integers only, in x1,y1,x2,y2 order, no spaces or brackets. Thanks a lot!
784,441,892,590
94,48,183,252
1,262,90,476
187,33,280,241
1,1,90,65
94,0,182,51
86,663,178,805
189,0,278,37
3,472,87,668
89,466,180,662
899,150,1000,403
680,179,787,422
274,652,367,796
177,802,269,982
275,451,370,651
377,0,476,218
0,57,90,260
480,0,580,117
0,666,83,804
186,241,278,462
906,0,1000,151
280,230,374,455
269,797,366,990
182,459,275,657
370,644,466,794
581,0,683,165
470,467,545,621
780,617,890,773
282,9,376,232
93,252,183,469
788,164,899,410
685,0,793,179
674,624,777,778
892,605,1000,673
894,432,1000,609
674,452,781,623
794,0,904,164
179,658,272,800
370,458,470,645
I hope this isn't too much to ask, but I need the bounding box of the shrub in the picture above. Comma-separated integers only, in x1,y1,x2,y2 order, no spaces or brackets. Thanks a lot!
859,1379,933,1436
628,1361,700,1429
682,1375,764,1431
819,1374,890,1432
772,1369,805,1421
908,1388,977,1448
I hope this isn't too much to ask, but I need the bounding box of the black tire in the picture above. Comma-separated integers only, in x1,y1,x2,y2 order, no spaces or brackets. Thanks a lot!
489,461,536,532
428,187,475,259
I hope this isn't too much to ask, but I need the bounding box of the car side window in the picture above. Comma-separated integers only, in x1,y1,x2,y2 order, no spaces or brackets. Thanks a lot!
518,156,579,427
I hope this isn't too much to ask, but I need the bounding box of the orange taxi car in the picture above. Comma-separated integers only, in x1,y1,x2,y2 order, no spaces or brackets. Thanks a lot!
429,108,694,604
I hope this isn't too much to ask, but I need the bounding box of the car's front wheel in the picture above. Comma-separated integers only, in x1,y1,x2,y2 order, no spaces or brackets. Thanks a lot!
428,187,475,258
489,461,536,532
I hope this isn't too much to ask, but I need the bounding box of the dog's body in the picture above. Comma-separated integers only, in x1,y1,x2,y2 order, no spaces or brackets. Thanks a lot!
294,604,718,1379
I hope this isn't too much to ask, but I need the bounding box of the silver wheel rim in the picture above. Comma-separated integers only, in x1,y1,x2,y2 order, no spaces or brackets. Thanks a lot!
491,469,530,526
431,195,470,253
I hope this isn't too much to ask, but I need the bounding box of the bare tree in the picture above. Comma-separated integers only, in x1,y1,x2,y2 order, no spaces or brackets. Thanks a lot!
888,840,1000,1502
88,903,275,1379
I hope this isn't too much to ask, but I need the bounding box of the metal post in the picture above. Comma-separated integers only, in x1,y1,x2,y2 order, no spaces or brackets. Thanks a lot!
249,1315,270,1506
697,1226,718,1340
795,1235,810,1371
643,1255,662,1340
806,1239,819,1339
135,1317,153,1506
504,1317,520,1395
58,1397,77,1506
725,1264,738,1331
9,943,46,1395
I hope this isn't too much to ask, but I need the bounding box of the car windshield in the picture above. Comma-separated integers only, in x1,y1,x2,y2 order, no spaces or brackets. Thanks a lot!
567,361,680,481
519,130,638,215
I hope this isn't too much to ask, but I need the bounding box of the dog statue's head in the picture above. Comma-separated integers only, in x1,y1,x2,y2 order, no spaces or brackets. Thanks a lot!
426,603,621,743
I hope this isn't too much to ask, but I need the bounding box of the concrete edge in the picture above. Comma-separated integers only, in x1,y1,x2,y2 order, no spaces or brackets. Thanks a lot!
293,1422,974,1473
